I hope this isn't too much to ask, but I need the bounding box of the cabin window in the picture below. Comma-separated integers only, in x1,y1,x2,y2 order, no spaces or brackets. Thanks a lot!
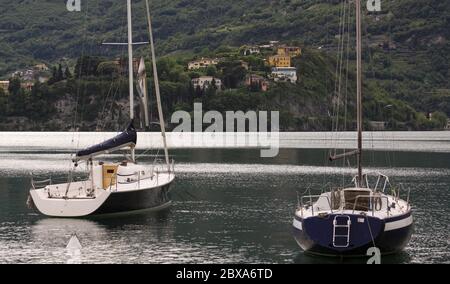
107,169,115,174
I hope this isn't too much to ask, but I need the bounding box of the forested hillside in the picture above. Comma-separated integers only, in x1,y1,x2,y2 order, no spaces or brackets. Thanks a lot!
0,0,448,130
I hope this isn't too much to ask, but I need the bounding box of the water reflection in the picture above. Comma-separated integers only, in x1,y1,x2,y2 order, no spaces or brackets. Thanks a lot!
0,148,448,263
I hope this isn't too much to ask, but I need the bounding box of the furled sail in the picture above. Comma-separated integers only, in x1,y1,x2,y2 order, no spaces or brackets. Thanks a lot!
136,57,150,128
74,122,137,162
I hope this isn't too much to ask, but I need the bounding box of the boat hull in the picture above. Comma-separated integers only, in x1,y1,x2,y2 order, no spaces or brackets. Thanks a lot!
93,183,172,215
292,213,413,257
30,179,174,218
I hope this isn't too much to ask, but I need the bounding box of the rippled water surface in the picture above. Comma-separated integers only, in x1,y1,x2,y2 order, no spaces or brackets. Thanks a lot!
0,145,449,264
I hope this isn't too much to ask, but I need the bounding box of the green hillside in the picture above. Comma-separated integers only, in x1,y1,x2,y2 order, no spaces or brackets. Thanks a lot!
0,0,449,130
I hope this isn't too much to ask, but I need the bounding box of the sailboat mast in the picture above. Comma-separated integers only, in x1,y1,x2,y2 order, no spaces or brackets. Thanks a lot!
127,0,135,121
127,0,136,162
356,0,363,186
145,0,171,172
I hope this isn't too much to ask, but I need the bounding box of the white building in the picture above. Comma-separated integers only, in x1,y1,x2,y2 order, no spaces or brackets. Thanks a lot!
243,46,261,56
188,58,219,70
191,76,222,90
271,67,298,83
34,64,49,71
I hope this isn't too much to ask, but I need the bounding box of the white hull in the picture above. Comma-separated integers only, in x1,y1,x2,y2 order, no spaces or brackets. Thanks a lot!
30,162,175,217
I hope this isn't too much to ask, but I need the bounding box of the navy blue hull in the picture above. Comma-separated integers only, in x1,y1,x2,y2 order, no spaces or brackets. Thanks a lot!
92,183,172,215
293,213,413,257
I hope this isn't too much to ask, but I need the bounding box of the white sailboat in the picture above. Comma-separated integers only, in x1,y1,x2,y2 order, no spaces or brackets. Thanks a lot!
29,0,175,217
292,0,413,256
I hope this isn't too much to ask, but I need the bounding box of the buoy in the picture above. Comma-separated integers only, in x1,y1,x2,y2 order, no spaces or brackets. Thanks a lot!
66,234,82,251
66,234,82,264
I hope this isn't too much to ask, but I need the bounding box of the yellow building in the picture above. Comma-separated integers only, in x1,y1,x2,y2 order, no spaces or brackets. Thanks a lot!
268,55,291,67
277,46,302,57
0,81,9,94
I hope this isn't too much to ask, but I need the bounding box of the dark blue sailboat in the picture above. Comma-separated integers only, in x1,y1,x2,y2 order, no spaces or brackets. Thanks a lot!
292,0,413,256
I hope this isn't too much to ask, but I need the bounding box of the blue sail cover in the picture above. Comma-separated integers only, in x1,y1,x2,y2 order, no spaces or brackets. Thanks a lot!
75,122,137,161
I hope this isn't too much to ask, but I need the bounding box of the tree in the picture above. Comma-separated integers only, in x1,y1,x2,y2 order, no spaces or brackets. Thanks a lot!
97,61,119,77
8,77,21,96
57,64,64,81
206,65,217,76
430,111,448,129
0,88,7,118
75,56,103,78
64,67,72,79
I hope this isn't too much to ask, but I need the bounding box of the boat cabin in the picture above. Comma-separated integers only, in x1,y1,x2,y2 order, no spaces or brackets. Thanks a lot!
312,188,386,214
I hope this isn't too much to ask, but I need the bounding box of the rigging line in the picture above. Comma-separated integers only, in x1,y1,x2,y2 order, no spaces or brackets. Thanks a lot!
102,2,129,133
77,0,98,152
145,0,171,171
69,0,91,174
341,0,351,187
97,81,117,130
387,4,396,169
337,1,348,145
333,0,348,166
99,11,128,131
330,0,345,156
104,79,123,130
322,0,332,188
335,0,348,134
326,0,343,187
361,6,376,168
97,33,125,132
70,0,90,147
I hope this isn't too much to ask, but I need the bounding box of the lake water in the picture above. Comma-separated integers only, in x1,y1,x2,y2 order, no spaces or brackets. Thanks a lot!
0,132,449,264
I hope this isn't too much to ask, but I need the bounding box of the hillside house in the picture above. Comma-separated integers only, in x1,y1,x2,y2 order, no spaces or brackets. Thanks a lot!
243,46,260,56
188,58,219,70
11,71,23,78
268,55,291,68
277,46,302,57
192,76,222,90
245,74,269,92
0,81,9,94
21,82,34,91
23,69,35,81
271,67,297,83
34,64,49,71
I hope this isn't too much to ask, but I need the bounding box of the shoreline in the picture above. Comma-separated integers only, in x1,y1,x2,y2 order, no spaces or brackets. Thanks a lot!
0,131,449,153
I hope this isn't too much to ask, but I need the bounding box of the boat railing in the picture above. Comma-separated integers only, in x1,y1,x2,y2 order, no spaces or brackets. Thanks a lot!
152,158,176,174
352,172,390,192
397,184,412,210
299,195,334,217
351,195,390,216
31,176,52,190
31,173,90,190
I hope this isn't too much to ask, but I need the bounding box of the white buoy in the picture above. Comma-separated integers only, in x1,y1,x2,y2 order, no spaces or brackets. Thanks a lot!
66,234,82,250
66,234,82,264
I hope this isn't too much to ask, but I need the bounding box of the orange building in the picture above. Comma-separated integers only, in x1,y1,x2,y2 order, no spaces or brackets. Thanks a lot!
277,46,302,57
268,55,291,67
